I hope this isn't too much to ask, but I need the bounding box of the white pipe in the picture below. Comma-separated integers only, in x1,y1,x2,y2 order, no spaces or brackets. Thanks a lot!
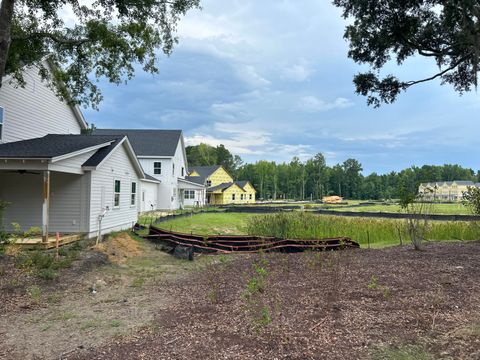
96,206,109,245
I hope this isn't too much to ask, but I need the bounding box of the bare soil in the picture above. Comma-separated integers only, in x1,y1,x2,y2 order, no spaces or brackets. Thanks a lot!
1,239,480,359
0,234,202,360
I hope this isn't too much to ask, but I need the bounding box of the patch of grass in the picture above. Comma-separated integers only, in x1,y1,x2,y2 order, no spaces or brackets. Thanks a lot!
80,319,99,331
110,319,121,328
38,268,58,280
131,277,145,288
371,344,433,360
26,285,42,301
157,212,253,235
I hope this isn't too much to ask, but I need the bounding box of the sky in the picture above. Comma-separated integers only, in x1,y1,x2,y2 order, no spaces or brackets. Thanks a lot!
83,0,480,174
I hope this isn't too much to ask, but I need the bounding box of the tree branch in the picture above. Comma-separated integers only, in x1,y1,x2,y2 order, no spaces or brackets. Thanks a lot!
403,55,469,87
12,32,89,46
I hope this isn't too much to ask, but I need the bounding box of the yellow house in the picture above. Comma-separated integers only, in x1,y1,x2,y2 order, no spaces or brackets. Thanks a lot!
187,165,256,205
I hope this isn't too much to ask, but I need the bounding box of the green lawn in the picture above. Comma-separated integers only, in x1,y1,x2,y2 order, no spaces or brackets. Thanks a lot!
326,202,471,215
155,211,480,248
156,212,252,235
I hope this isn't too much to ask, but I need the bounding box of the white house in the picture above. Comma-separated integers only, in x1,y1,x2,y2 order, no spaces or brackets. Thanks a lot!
93,129,206,210
0,63,148,242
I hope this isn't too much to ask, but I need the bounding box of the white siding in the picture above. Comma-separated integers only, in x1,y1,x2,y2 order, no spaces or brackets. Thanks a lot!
0,172,89,233
50,173,89,233
88,143,140,236
140,180,158,212
137,139,188,210
183,189,206,207
0,172,43,231
0,64,83,143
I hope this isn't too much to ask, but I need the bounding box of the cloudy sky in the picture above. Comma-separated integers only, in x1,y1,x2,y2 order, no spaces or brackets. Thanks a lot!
84,0,480,174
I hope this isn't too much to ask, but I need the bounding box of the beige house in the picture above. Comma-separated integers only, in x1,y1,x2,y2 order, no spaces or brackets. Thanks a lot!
418,181,479,202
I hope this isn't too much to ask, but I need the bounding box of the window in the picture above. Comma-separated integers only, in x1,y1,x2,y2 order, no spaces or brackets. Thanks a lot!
184,190,195,199
232,193,236,201
249,194,253,200
154,162,161,175
0,106,4,141
206,180,212,187
240,194,244,200
114,180,121,207
181,167,184,176
172,163,175,175
131,182,137,206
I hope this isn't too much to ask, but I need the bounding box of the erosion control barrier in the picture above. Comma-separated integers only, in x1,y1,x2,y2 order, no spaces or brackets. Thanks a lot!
140,225,360,254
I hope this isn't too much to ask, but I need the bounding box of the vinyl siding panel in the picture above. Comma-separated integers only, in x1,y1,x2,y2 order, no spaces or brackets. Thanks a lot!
88,143,140,235
0,64,83,143
0,172,89,233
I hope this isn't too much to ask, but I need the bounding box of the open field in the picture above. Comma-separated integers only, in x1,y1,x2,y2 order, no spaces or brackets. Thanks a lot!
156,212,480,248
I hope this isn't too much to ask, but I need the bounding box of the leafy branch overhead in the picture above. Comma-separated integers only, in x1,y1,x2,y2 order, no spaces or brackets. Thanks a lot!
333,0,480,107
0,0,200,108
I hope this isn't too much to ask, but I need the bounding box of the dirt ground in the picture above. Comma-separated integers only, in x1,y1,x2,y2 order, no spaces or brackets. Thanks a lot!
0,234,202,360
1,238,480,359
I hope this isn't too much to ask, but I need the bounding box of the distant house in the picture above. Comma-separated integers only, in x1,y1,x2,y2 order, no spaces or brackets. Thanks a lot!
188,165,256,205
93,129,206,210
418,181,479,202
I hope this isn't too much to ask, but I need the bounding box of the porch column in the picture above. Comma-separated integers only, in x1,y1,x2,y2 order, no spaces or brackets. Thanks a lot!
42,170,50,243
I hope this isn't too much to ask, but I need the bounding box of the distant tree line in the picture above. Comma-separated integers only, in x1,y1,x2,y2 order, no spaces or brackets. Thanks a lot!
187,144,479,200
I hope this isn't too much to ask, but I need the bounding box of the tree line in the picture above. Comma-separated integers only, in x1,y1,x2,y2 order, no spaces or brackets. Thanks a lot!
187,144,479,200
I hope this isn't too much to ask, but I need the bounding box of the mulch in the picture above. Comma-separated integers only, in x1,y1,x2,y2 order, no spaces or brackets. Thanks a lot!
68,240,480,360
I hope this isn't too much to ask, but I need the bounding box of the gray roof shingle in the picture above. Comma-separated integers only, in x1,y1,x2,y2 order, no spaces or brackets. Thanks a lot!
0,134,122,159
184,176,205,185
188,165,222,183
93,129,182,157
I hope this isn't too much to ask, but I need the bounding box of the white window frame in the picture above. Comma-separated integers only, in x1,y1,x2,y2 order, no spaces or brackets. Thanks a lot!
153,162,162,175
131,181,137,207
249,194,253,200
184,190,195,200
232,193,236,201
206,180,212,187
181,167,184,177
172,163,175,176
114,179,121,208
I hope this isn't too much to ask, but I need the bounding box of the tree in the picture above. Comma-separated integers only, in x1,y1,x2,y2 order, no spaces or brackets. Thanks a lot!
0,0,200,108
334,1,480,107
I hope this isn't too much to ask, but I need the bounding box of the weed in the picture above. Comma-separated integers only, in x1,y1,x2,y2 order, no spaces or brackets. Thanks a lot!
26,285,41,302
110,319,121,328
131,277,145,287
38,268,58,280
367,275,379,290
80,319,98,330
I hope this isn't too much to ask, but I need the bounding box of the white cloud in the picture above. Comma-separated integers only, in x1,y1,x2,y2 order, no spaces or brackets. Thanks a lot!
281,60,314,82
298,96,353,112
185,121,312,161
234,64,270,87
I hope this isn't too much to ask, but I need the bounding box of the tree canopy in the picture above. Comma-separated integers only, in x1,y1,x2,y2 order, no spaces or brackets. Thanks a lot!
186,143,243,175
0,0,200,108
333,0,480,107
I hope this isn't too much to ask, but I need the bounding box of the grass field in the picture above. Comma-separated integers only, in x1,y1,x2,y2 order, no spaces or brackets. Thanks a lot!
325,202,472,215
156,211,480,248
155,212,253,235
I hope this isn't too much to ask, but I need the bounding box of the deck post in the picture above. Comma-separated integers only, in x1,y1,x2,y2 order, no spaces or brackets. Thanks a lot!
42,170,50,243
